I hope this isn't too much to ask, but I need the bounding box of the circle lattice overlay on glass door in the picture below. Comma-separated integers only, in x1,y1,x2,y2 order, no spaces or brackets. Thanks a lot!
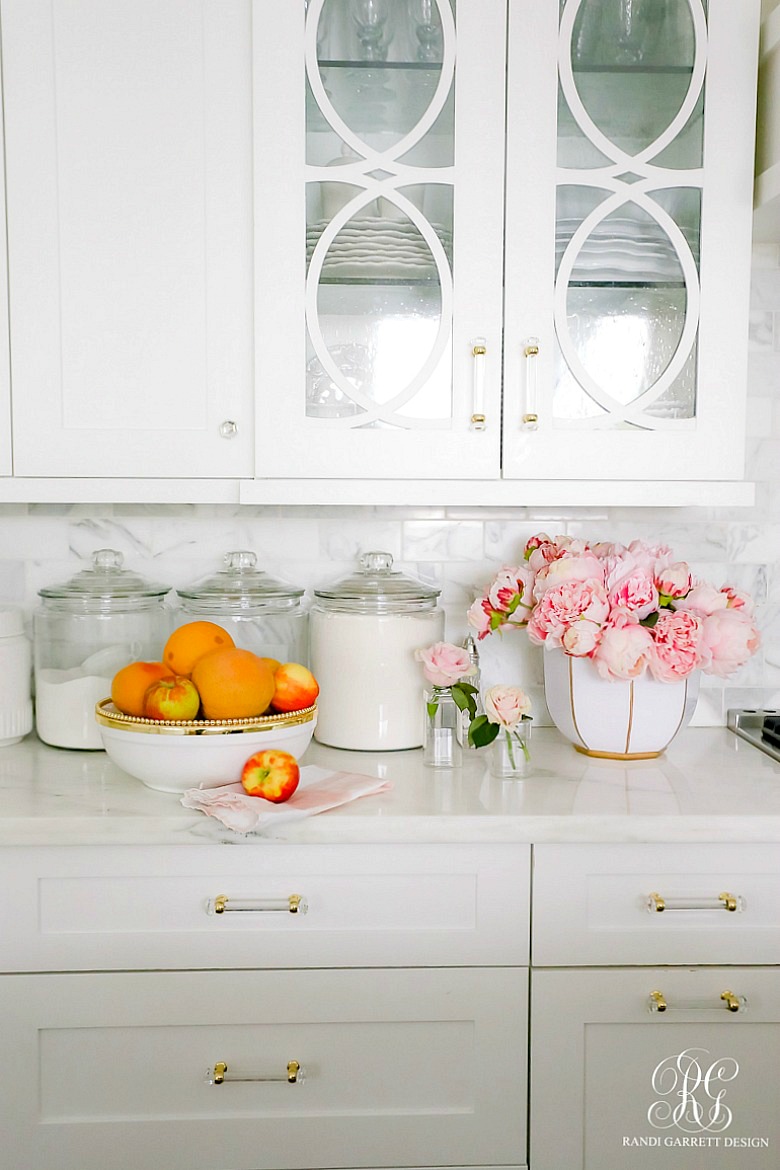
555,0,706,429
304,0,456,429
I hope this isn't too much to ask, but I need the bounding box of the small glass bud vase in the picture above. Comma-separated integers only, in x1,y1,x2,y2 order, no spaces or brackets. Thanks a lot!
490,722,532,779
423,686,463,768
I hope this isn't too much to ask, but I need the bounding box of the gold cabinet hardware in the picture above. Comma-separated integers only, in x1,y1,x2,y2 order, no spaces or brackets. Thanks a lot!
470,337,487,430
521,337,539,430
208,894,308,915
647,890,742,913
648,989,747,1014
208,1060,303,1085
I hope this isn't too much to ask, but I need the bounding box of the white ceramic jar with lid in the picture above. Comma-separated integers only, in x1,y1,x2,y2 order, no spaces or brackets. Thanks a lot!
0,607,33,746
310,551,444,750
174,551,308,665
34,550,171,750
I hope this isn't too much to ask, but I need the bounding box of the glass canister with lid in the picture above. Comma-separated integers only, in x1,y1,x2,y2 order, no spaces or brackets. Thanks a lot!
34,549,172,749
173,551,308,666
310,551,444,751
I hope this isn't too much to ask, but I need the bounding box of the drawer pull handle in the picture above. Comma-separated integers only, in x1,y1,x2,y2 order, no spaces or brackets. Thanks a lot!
207,1060,303,1085
647,891,743,913
470,338,487,430
207,894,307,916
521,337,539,430
648,989,748,1015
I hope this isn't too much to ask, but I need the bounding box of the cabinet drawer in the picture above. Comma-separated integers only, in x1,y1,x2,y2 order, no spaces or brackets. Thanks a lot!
0,967,528,1170
531,966,780,1170
0,842,531,971
532,843,780,965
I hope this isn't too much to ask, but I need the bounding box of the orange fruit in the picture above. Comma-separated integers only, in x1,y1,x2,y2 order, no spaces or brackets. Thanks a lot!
111,661,175,717
257,656,281,675
191,647,275,721
162,620,235,676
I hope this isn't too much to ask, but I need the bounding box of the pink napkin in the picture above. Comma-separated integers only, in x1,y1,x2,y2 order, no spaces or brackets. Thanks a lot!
180,765,392,834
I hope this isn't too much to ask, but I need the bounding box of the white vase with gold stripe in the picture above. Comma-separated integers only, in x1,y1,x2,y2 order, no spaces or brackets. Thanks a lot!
542,647,700,760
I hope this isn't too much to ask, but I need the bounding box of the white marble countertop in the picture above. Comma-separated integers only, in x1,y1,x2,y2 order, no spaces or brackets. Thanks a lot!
1,726,779,846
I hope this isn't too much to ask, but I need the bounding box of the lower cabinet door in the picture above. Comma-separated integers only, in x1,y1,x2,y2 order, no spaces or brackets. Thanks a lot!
0,967,527,1170
531,967,780,1170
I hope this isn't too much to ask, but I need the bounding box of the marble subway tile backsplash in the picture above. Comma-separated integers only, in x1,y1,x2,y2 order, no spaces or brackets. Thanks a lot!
1,245,780,726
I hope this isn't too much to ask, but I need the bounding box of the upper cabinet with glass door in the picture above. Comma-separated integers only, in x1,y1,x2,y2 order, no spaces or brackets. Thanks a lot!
503,0,760,483
254,0,507,480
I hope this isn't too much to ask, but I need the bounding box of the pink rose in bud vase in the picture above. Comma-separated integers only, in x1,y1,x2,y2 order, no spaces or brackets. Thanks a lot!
415,641,474,687
483,685,532,729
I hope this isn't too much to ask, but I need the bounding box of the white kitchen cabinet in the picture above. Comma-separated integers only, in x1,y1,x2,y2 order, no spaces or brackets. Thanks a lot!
252,0,760,490
1,0,254,479
0,841,531,1170
1,967,528,1170
531,966,780,1170
530,843,780,1170
0,38,11,478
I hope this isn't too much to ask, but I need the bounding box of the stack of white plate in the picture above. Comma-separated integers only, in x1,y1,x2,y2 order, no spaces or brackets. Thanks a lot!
307,217,453,279
555,217,699,281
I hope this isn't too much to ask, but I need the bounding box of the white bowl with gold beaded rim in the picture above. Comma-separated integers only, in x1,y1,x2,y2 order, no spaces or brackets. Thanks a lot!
95,698,317,793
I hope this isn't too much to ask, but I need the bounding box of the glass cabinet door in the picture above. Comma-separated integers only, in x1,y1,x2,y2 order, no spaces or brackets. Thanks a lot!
503,0,759,482
255,0,506,480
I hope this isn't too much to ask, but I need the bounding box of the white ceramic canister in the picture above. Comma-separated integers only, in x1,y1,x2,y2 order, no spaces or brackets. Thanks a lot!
174,551,308,666
310,552,443,750
34,550,171,750
0,608,33,746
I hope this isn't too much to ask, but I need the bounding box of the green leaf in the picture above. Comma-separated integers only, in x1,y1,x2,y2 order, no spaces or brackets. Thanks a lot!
426,700,438,720
641,611,660,629
468,715,500,748
451,686,477,725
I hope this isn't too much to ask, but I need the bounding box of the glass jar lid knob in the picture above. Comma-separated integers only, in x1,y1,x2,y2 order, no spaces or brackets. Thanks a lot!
360,551,394,574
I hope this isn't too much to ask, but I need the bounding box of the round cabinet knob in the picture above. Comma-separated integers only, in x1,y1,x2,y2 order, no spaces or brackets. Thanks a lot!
219,420,238,439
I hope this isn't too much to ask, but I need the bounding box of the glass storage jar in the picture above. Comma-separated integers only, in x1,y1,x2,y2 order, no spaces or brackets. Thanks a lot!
34,549,171,750
310,551,444,751
173,551,308,666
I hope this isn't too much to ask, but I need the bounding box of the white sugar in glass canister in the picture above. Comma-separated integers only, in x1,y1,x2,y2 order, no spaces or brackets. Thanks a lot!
310,552,444,751
0,607,33,746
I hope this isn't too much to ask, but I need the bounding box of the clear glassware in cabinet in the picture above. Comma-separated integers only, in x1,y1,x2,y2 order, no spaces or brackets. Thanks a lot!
255,0,506,480
503,0,758,483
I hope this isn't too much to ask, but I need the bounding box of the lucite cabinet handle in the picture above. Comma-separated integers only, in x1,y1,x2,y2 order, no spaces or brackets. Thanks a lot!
648,990,747,1014
206,1060,304,1085
521,337,539,430
206,894,308,916
646,891,743,913
470,338,487,431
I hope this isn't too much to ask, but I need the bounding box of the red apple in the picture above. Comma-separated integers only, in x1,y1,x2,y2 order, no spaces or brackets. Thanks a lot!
270,662,319,713
241,749,300,803
143,675,201,721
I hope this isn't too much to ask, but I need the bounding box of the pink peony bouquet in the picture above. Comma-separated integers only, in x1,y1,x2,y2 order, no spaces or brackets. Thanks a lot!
468,533,760,683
